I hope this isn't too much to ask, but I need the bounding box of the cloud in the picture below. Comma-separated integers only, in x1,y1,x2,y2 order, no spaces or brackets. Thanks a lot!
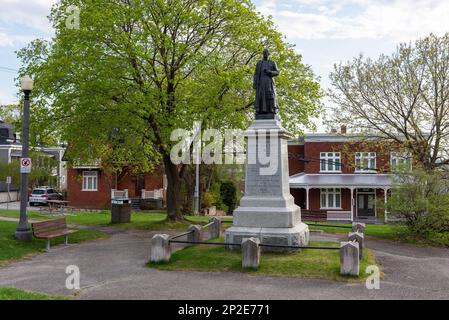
256,0,449,42
0,31,35,47
0,0,56,33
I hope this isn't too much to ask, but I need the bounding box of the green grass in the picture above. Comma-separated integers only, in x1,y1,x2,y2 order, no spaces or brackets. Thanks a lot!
0,220,108,266
306,221,408,241
0,287,70,300
0,209,414,244
0,209,224,231
148,240,376,281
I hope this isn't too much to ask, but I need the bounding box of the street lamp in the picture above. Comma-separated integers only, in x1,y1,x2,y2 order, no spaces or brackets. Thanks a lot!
15,75,34,241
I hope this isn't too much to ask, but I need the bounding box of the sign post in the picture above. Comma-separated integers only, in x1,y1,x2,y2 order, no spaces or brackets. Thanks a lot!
6,176,11,211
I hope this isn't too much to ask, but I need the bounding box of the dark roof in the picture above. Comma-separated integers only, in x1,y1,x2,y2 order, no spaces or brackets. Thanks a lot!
0,120,15,144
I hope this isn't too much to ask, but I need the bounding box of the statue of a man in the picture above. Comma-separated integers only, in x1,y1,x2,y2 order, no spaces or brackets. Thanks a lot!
253,49,279,119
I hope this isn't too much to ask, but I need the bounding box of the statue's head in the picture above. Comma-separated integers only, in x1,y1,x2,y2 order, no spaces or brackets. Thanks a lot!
263,49,270,60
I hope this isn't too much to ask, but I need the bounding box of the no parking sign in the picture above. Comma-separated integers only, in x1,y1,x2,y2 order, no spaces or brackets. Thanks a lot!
20,157,32,173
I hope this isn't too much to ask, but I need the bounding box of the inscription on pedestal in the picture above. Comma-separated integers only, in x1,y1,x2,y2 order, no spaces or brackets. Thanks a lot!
261,236,288,246
246,164,282,196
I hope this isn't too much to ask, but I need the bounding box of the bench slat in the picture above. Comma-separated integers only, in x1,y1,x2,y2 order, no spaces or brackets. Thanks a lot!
34,230,77,239
31,218,71,238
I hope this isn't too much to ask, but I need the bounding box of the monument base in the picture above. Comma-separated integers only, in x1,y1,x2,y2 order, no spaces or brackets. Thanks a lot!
225,223,309,252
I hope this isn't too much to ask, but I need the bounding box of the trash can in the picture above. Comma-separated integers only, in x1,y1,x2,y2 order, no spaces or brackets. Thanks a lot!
111,200,131,223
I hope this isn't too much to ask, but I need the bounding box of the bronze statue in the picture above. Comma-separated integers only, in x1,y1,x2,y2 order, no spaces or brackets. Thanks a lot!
253,49,279,119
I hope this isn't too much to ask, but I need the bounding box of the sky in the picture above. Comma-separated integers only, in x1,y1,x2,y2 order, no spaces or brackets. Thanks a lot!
1,0,449,130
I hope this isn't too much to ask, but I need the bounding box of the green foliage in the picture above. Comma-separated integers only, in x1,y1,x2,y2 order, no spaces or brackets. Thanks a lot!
201,191,215,210
220,181,237,214
18,0,322,166
0,287,70,300
17,0,322,218
387,169,449,246
0,104,21,130
0,150,59,189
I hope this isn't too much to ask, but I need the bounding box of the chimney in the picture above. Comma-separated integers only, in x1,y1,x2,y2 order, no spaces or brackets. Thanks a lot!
331,128,337,134
341,125,347,134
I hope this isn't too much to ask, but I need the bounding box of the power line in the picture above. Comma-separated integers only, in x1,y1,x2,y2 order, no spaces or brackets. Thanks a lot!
0,66,19,74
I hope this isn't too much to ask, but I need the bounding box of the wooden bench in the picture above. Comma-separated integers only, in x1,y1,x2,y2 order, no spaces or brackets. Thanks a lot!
31,218,78,251
302,210,327,222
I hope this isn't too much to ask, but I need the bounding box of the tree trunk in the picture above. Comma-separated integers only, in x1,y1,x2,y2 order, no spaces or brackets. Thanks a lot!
163,153,183,221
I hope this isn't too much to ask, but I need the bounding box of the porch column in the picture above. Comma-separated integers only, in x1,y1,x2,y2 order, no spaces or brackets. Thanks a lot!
384,188,389,223
350,188,354,222
305,187,310,210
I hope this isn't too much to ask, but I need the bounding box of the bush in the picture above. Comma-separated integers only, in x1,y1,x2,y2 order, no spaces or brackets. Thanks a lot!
220,181,237,215
201,191,214,210
387,169,449,246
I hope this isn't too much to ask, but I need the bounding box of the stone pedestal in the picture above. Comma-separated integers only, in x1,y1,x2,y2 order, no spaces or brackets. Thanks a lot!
225,118,309,251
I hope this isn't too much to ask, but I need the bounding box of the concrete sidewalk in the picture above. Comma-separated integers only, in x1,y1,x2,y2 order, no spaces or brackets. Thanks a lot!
0,228,449,299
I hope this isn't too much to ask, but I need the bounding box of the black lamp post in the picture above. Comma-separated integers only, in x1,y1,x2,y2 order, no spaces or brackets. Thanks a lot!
15,75,33,241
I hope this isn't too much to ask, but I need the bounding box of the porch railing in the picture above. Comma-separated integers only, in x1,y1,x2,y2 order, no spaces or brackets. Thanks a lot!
141,188,164,199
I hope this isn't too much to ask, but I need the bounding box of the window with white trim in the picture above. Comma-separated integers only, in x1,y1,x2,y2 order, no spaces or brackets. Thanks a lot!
320,152,341,172
320,188,341,209
390,152,412,171
355,152,376,172
82,171,98,191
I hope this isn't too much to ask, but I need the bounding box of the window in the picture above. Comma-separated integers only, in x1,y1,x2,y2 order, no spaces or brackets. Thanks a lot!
320,152,341,172
391,152,412,171
355,152,376,172
320,188,341,209
82,171,98,191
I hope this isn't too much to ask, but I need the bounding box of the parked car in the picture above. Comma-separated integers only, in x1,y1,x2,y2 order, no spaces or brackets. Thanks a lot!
29,187,63,206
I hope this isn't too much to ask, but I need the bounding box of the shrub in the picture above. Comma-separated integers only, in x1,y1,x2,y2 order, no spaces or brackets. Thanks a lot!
387,169,449,246
220,181,237,215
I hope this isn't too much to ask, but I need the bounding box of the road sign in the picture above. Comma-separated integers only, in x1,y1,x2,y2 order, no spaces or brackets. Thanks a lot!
20,157,32,173
6,176,11,184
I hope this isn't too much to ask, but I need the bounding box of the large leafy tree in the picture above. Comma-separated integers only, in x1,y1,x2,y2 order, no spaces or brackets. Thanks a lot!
329,33,449,171
18,0,322,220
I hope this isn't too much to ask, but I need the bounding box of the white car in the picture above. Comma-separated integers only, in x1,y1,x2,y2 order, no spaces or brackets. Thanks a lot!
29,187,63,206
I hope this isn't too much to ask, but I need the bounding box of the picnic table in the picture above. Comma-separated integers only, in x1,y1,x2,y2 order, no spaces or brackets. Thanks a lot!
39,200,77,216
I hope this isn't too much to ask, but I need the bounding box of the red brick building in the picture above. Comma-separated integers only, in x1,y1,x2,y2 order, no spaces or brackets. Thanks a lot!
67,165,165,209
287,132,409,222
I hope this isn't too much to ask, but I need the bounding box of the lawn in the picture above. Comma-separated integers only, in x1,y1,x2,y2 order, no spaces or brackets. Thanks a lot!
0,287,69,300
148,240,376,281
0,209,230,231
0,220,108,266
306,221,408,241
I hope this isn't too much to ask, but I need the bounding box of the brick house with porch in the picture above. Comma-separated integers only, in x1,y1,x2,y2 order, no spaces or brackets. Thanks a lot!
67,165,165,209
287,130,409,222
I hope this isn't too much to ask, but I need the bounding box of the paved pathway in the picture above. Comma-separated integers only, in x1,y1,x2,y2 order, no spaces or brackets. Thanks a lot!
0,227,448,299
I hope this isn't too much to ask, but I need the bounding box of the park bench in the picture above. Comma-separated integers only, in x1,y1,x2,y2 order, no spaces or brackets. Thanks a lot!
31,218,78,251
302,210,327,222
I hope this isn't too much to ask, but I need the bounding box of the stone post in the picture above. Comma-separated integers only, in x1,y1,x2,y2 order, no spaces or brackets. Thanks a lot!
150,234,171,263
241,238,261,269
352,222,366,234
340,241,359,276
209,217,221,239
187,225,203,242
348,231,364,260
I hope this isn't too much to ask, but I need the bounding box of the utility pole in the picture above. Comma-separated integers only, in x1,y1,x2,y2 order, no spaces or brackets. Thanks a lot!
193,122,201,215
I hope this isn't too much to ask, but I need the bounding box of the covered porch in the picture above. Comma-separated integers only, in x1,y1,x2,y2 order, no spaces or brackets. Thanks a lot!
290,173,393,223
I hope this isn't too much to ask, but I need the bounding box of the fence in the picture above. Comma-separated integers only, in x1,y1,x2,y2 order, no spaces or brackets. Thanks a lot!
0,191,19,203
150,219,367,277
